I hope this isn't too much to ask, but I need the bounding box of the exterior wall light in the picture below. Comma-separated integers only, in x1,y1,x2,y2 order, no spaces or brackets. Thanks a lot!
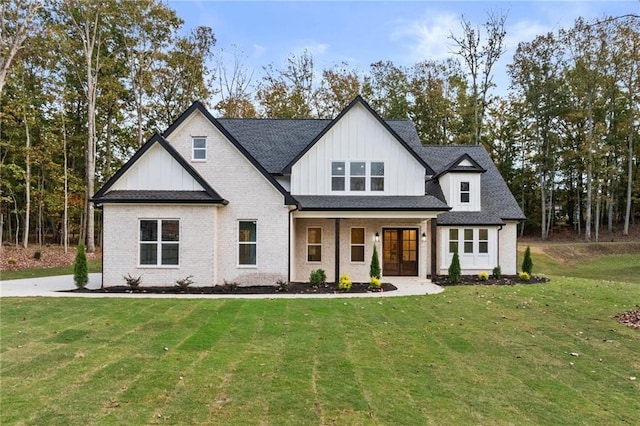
375,232,380,242
422,232,427,242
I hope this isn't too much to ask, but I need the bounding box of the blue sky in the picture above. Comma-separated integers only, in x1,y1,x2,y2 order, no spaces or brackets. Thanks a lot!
167,0,639,94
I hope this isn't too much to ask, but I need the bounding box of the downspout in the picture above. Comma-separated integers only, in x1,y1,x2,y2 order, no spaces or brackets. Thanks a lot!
497,224,503,271
288,204,299,283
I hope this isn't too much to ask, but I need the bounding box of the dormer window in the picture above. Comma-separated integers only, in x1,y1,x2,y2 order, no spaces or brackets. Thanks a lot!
460,181,470,203
192,137,207,161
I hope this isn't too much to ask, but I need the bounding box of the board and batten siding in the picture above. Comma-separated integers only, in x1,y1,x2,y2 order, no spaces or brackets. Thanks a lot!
164,110,290,286
438,173,481,211
111,143,205,191
290,103,425,196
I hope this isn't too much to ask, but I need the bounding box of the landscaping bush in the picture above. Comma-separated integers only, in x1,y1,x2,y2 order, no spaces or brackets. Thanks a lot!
370,245,381,279
519,271,531,281
338,274,352,291
276,279,290,292
369,276,381,289
33,251,41,261
522,246,533,274
123,273,142,289
448,250,461,284
492,265,502,279
478,271,489,281
176,275,194,290
309,269,326,286
73,241,88,289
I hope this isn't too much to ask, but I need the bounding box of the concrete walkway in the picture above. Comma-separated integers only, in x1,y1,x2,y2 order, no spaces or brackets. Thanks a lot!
0,274,443,299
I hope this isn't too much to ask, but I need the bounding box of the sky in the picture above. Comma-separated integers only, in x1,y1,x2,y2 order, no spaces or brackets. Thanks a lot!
167,0,640,95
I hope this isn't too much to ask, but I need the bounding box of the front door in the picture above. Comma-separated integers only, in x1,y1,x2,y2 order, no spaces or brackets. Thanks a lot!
382,228,418,276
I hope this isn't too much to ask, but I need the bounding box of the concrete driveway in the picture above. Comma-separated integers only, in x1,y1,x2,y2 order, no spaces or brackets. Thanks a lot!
0,274,443,299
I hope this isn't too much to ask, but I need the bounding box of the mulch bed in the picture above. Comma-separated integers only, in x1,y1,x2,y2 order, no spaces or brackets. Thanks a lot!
432,275,550,286
63,281,397,295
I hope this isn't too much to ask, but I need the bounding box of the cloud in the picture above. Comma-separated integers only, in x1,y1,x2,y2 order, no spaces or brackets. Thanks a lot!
389,10,460,63
252,43,266,58
296,40,330,56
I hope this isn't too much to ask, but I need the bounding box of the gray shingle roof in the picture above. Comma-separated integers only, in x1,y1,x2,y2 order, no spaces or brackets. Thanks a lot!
93,190,226,204
418,145,526,224
295,195,450,211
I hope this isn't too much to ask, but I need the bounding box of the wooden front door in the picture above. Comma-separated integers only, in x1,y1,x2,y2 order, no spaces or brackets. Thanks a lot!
382,229,418,276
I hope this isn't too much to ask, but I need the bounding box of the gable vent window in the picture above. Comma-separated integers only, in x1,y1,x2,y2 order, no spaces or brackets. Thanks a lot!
350,162,366,191
460,181,470,203
331,162,345,191
371,162,384,191
192,137,207,160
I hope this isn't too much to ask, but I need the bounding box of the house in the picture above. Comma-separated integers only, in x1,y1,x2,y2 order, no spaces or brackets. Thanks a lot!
93,96,525,287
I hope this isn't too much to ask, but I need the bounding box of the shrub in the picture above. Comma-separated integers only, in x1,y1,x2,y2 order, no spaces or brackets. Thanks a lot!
33,251,41,260
221,280,238,293
478,271,489,281
448,250,461,284
123,273,142,289
175,275,194,290
338,274,352,291
522,246,533,274
369,245,381,279
369,276,381,289
492,265,502,279
276,279,290,292
309,269,326,286
73,241,88,289
519,271,531,281
8,257,16,265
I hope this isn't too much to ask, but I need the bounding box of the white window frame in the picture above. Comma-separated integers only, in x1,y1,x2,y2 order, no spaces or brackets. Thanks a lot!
479,229,489,254
306,227,322,263
238,220,257,267
349,161,366,191
331,161,346,192
370,162,384,192
192,137,207,161
350,227,366,263
460,181,470,203
138,219,180,267
449,228,459,253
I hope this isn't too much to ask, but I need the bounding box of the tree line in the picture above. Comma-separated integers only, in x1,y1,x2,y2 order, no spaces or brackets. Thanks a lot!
1,0,638,253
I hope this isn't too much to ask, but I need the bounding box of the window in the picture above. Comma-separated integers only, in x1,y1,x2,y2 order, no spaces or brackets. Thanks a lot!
464,229,474,253
331,162,345,191
350,228,365,262
192,137,207,160
479,228,488,254
371,162,384,191
139,220,179,266
460,181,470,203
449,229,459,253
238,221,257,266
307,228,322,262
350,162,366,191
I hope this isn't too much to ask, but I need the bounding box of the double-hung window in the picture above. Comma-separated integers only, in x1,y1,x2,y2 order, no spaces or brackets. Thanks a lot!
350,162,366,191
139,219,179,266
331,162,345,191
307,228,322,262
463,229,474,253
192,137,207,160
460,181,470,203
371,162,384,191
350,228,365,262
479,229,488,254
238,221,257,266
449,229,459,253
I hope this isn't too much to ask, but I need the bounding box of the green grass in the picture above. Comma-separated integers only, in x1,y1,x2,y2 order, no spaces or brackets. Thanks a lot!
0,258,102,281
2,278,639,425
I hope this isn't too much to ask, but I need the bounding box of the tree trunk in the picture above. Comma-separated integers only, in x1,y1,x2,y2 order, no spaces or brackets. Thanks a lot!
63,106,69,254
22,112,31,248
540,174,548,240
624,122,634,235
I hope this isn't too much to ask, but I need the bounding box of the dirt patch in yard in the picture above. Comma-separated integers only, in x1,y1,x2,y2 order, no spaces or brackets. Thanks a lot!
0,245,101,271
536,242,640,265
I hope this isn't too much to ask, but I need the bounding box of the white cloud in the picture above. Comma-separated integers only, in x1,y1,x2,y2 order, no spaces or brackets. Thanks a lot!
389,10,460,63
296,40,330,56
252,43,266,58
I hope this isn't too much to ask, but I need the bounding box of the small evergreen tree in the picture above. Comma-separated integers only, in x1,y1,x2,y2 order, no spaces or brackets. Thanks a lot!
74,240,88,289
370,244,381,279
522,246,533,274
448,250,461,284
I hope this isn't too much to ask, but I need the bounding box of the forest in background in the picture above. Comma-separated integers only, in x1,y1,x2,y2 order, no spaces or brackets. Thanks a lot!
1,0,639,253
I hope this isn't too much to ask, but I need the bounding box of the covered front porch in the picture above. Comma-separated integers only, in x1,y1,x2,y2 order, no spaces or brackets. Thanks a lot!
290,212,439,283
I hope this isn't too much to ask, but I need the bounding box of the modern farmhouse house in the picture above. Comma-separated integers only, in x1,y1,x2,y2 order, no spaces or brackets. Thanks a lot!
93,96,525,287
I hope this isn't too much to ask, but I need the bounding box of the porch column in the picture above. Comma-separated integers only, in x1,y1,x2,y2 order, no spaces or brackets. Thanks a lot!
431,219,437,278
334,218,340,283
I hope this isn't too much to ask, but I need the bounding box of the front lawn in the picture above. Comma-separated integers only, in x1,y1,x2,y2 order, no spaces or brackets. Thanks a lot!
2,278,639,424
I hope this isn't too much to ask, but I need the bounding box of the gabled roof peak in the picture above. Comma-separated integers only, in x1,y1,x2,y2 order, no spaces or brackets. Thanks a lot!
434,153,486,178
